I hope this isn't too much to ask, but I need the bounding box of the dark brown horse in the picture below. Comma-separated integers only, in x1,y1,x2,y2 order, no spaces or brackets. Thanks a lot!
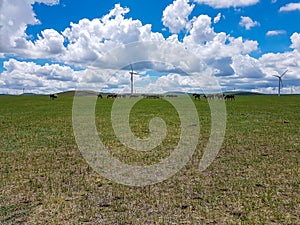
50,94,57,100
97,93,103,99
225,94,235,100
145,94,161,99
107,94,118,99
192,93,201,100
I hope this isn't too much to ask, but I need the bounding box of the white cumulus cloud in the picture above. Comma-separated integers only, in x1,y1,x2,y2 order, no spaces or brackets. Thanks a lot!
239,16,260,30
162,0,195,34
0,58,78,94
192,0,259,8
60,4,165,67
290,32,300,51
213,13,222,23
279,3,300,12
183,14,258,60
0,0,60,55
266,30,286,36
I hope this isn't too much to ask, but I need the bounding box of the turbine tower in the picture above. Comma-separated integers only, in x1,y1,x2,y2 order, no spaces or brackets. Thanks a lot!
273,70,288,96
129,64,139,95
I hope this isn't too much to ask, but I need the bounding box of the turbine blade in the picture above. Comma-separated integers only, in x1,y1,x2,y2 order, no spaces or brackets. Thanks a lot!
130,64,133,71
281,69,288,77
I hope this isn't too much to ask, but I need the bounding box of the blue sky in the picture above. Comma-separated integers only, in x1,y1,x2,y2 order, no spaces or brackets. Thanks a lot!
0,0,300,94
27,0,298,55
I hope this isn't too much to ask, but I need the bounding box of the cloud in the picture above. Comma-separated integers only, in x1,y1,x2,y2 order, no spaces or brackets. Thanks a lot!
231,54,264,78
13,29,66,58
162,0,195,34
239,16,260,30
290,32,300,51
192,0,259,8
60,4,165,66
188,15,215,42
101,3,130,22
0,58,78,94
213,13,222,23
183,14,259,59
0,0,59,55
266,30,286,36
279,3,300,12
205,57,234,76
0,3,165,62
35,0,59,5
34,29,65,54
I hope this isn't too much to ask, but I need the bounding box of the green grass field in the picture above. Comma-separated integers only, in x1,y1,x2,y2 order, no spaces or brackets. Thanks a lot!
0,94,299,224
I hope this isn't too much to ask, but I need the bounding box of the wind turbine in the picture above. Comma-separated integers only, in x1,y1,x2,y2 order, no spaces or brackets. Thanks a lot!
129,64,139,95
273,70,288,96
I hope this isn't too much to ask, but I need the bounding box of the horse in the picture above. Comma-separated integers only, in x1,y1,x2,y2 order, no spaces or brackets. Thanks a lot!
216,93,225,100
50,94,57,100
192,93,201,100
225,94,235,100
145,94,160,99
107,94,118,99
97,93,103,99
204,94,214,100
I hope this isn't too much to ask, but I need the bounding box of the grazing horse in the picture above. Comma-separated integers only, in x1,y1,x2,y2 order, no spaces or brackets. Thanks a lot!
50,94,57,100
145,94,160,99
192,93,201,100
107,94,118,99
225,94,235,100
216,93,225,100
97,93,103,99
204,94,214,100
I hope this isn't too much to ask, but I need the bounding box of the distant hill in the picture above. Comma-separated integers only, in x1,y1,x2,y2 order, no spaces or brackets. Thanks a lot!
58,90,99,97
20,93,37,96
186,91,264,96
57,90,76,97
164,91,186,95
225,91,265,96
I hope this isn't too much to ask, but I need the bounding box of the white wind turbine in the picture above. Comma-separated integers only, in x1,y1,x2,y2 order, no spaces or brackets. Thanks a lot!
129,64,139,95
273,70,288,96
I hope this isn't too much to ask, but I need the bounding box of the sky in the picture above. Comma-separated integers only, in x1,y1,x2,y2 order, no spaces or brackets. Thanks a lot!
0,0,300,94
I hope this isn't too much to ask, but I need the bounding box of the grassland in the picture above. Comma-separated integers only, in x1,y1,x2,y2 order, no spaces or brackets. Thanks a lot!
0,94,299,224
